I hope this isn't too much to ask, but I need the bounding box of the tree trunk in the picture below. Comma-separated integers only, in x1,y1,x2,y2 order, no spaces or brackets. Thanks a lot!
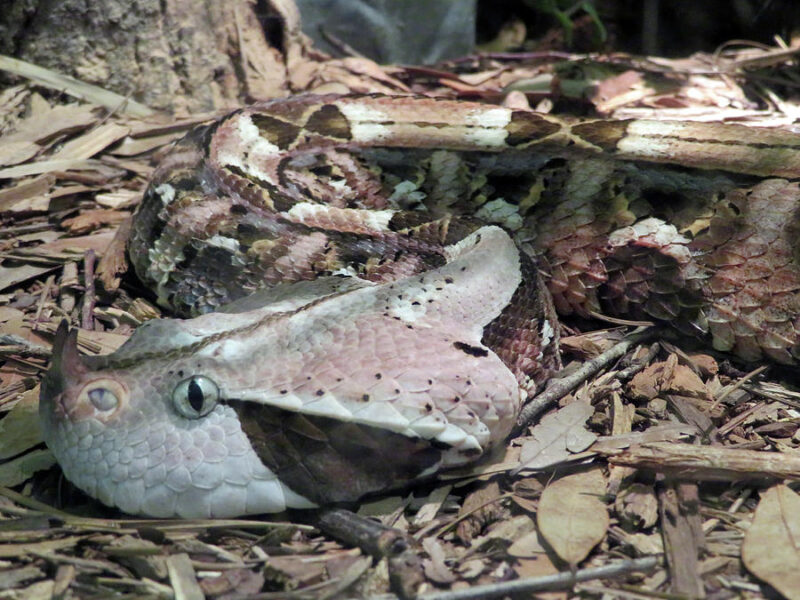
0,0,292,113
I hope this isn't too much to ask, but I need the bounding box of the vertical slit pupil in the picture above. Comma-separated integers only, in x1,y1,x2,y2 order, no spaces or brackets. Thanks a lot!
188,378,205,412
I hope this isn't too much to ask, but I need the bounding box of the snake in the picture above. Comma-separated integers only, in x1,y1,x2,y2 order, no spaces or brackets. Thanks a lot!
39,94,800,518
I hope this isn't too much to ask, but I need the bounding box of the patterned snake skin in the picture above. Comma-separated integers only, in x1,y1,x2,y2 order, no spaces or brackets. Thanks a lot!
40,94,800,518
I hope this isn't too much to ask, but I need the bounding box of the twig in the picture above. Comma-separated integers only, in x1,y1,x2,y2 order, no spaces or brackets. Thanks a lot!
515,327,658,432
32,274,55,326
309,508,425,599
414,556,660,600
709,364,768,411
310,507,412,559
81,249,96,330
603,441,800,482
616,342,660,380
318,26,368,59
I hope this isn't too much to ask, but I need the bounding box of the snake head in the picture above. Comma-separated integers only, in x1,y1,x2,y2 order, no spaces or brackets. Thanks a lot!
39,315,318,519
39,227,557,519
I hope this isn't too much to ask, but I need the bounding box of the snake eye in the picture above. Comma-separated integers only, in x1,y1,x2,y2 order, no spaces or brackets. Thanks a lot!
76,378,126,417
172,376,220,418
87,387,119,411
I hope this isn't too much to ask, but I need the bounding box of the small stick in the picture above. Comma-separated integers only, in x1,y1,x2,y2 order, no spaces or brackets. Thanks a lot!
81,249,96,331
310,507,424,599
416,556,660,600
603,441,800,482
310,507,411,558
515,328,658,432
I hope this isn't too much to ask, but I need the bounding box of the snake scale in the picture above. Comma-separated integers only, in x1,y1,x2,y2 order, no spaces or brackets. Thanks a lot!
40,94,800,518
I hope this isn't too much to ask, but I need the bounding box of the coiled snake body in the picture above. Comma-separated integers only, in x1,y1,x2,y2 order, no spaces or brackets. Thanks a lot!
40,94,800,518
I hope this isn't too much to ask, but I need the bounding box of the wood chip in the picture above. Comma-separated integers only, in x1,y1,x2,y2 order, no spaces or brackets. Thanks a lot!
659,482,704,597
50,123,131,160
110,132,182,156
166,553,204,600
0,159,107,179
0,174,52,213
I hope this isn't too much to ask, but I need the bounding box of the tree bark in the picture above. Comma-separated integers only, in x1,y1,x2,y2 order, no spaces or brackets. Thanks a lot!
0,0,292,113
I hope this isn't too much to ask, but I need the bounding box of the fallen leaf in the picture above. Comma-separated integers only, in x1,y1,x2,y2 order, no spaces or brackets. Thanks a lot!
0,386,43,460
510,476,543,513
0,449,55,487
629,356,710,402
414,484,451,526
456,559,485,580
615,483,659,529
422,537,456,584
508,528,549,558
537,467,609,566
590,422,695,452
470,515,535,551
3,103,98,144
0,140,40,167
622,532,664,555
742,484,800,600
456,480,504,543
517,400,596,470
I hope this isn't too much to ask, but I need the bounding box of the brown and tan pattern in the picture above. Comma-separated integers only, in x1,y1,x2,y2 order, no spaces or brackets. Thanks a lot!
131,93,800,363
40,93,800,518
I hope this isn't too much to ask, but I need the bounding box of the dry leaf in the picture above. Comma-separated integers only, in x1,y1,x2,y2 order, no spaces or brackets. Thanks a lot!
0,386,43,460
510,476,543,513
421,537,456,584
537,467,609,566
742,484,800,600
615,483,659,529
414,484,451,526
591,423,695,452
517,400,596,470
3,103,98,144
0,449,55,487
629,356,710,402
622,532,664,555
512,554,565,600
456,480,504,543
470,515,535,551
0,140,40,167
508,528,549,558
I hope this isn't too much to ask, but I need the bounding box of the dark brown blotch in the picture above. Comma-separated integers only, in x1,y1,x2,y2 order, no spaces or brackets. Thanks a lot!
453,341,489,357
228,402,442,504
571,119,632,151
304,104,353,140
250,114,301,150
505,111,561,146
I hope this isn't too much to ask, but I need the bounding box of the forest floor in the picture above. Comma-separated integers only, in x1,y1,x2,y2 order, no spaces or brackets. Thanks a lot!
1,5,800,599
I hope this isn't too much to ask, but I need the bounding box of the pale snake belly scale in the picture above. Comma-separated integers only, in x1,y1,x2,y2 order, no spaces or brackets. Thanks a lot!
40,94,800,518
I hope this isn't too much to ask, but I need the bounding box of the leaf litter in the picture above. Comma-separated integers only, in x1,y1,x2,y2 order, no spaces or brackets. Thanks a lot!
1,1,800,598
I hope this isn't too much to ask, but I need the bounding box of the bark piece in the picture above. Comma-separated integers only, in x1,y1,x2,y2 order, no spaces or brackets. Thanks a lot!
659,482,705,598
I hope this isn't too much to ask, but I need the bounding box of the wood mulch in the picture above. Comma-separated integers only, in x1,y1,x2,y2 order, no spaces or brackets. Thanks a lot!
1,8,800,599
